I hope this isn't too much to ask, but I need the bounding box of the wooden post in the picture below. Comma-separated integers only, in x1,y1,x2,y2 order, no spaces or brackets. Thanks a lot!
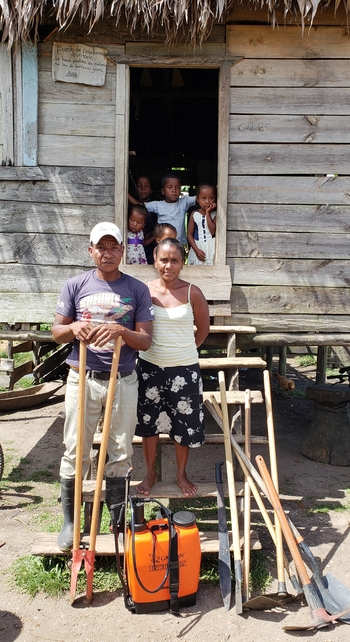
279,346,287,377
316,346,327,384
266,346,273,374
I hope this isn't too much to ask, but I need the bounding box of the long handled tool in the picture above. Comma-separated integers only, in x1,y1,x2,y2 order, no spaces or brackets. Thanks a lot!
209,393,302,607
218,370,242,614
70,337,122,604
256,454,350,631
215,461,232,611
85,336,122,603
70,342,87,604
242,389,251,604
264,370,288,598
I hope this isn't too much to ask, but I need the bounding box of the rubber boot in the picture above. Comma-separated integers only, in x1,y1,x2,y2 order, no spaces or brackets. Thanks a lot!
57,478,75,552
105,476,126,530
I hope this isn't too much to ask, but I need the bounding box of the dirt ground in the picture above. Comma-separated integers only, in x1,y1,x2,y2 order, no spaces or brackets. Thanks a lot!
1,358,350,642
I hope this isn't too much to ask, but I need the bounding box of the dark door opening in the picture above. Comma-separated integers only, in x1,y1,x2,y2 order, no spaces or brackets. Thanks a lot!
128,67,219,197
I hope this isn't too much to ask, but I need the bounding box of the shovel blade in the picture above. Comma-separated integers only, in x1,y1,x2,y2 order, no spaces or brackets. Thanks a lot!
322,573,350,623
85,550,96,604
70,550,85,604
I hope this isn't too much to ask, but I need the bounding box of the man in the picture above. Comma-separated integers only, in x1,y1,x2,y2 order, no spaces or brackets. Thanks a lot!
52,222,153,551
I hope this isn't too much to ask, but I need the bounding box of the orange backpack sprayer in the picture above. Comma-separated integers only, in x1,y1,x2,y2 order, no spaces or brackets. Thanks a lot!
112,480,201,614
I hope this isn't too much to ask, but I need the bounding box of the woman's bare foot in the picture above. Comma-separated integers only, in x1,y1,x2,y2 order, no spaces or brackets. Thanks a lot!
176,472,197,497
136,472,157,495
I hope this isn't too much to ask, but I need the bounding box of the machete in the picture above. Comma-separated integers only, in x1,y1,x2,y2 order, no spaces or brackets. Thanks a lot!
215,461,232,611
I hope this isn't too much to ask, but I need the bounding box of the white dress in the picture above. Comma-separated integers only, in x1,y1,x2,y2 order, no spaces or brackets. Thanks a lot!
188,210,216,265
127,230,147,264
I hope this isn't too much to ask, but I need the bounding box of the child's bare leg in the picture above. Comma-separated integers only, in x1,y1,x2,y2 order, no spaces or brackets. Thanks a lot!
136,435,159,495
174,442,197,497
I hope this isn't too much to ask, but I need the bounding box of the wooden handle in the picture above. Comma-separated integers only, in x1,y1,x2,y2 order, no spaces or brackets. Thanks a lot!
73,342,87,550
243,389,251,600
89,336,123,551
255,455,310,587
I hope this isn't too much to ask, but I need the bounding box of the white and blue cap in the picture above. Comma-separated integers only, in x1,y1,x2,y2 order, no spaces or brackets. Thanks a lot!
90,222,123,245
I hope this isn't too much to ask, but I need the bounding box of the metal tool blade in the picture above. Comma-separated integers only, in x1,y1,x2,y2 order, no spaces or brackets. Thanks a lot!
215,461,232,611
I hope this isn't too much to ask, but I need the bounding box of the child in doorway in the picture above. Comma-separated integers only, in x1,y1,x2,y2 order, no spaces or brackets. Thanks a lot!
127,204,148,265
187,181,216,265
154,222,177,244
131,172,196,245
131,174,158,265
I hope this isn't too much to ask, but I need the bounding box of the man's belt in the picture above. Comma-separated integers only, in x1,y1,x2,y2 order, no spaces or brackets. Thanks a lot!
88,370,133,380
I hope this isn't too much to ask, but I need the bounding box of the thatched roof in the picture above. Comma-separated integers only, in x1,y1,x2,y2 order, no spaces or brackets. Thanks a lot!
0,0,339,48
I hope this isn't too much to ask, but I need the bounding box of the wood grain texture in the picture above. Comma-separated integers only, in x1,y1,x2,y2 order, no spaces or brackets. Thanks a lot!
22,44,38,166
0,202,114,233
230,258,350,287
38,70,116,104
230,87,350,114
216,64,230,266
0,46,14,164
230,58,350,87
228,313,350,333
125,41,226,58
228,231,350,259
230,115,350,143
38,133,115,166
228,203,350,233
227,25,350,59
229,143,350,174
230,286,350,314
39,103,115,136
228,175,350,204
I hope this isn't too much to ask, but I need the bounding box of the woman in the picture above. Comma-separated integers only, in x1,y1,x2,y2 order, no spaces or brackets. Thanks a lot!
135,238,210,497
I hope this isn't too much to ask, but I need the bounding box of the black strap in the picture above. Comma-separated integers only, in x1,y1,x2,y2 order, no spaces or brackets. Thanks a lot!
169,520,180,614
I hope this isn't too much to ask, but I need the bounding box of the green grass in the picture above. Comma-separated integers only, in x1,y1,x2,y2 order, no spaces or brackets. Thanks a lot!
272,387,306,399
296,355,316,367
306,502,350,515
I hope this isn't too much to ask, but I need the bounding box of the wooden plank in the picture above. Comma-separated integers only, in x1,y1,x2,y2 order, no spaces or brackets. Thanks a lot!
215,64,230,266
238,333,350,347
22,44,38,166
0,166,114,203
230,59,350,87
228,203,350,233
38,134,115,167
228,231,350,260
125,42,226,57
0,202,114,233
227,25,350,59
93,429,266,445
13,47,23,166
208,325,256,333
230,115,350,144
230,313,350,333
38,42,123,72
0,45,14,165
0,167,46,180
230,258,350,288
0,294,58,323
199,356,266,369
114,63,128,235
229,143,350,175
39,103,115,137
230,286,350,315
228,175,350,205
123,264,232,300
82,480,245,502
226,2,345,26
31,529,261,556
230,87,350,115
38,71,116,105
0,233,91,266
10,359,33,385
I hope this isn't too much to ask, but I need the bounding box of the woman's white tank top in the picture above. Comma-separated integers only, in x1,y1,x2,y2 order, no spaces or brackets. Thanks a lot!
139,284,198,367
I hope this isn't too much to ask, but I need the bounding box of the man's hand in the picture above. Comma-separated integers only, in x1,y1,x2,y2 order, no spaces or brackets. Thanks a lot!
70,321,97,344
87,323,124,347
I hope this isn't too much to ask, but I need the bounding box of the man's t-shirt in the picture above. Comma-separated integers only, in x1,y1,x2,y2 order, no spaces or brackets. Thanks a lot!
145,196,196,244
56,270,154,372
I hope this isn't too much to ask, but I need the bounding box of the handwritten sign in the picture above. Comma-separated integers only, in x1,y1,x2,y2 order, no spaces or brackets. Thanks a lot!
52,43,108,86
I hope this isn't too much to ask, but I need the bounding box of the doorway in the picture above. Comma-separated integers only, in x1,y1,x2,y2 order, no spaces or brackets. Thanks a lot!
128,67,219,197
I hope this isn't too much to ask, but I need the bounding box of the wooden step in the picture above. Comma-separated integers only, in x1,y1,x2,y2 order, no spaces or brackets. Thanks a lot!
82,480,246,503
199,357,266,369
203,390,263,404
31,529,261,557
93,432,268,447
208,325,256,334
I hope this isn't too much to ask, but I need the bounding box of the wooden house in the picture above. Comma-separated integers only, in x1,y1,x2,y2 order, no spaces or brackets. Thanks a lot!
1,0,350,361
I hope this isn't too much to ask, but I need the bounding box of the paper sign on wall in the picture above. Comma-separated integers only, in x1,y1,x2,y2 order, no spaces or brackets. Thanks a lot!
52,43,108,86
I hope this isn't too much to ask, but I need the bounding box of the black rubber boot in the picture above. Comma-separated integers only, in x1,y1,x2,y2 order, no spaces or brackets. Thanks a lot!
105,476,126,528
57,478,75,552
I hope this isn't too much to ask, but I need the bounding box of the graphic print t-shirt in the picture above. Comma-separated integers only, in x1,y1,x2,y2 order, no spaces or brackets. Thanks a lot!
56,270,153,372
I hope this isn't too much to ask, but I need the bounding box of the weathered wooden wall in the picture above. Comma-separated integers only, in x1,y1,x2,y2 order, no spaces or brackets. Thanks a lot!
227,21,350,332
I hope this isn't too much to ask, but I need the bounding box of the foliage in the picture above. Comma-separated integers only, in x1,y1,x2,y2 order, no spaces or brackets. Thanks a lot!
296,355,316,367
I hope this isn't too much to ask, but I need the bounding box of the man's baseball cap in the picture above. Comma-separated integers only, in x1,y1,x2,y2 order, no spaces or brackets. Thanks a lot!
90,222,123,245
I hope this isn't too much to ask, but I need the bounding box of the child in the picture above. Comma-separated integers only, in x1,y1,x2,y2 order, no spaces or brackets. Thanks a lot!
187,181,216,265
127,204,148,265
144,172,196,245
154,222,177,244
131,174,157,265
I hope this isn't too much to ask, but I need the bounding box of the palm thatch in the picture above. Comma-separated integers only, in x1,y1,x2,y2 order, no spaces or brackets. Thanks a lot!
0,0,341,48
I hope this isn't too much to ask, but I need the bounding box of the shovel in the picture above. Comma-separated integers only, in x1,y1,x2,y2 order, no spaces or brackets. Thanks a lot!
218,370,242,614
70,336,122,604
256,454,350,631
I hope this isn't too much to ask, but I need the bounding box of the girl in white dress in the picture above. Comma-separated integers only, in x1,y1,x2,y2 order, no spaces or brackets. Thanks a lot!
187,182,216,265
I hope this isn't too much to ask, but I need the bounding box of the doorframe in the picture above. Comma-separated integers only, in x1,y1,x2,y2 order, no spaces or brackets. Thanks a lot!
114,59,230,267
